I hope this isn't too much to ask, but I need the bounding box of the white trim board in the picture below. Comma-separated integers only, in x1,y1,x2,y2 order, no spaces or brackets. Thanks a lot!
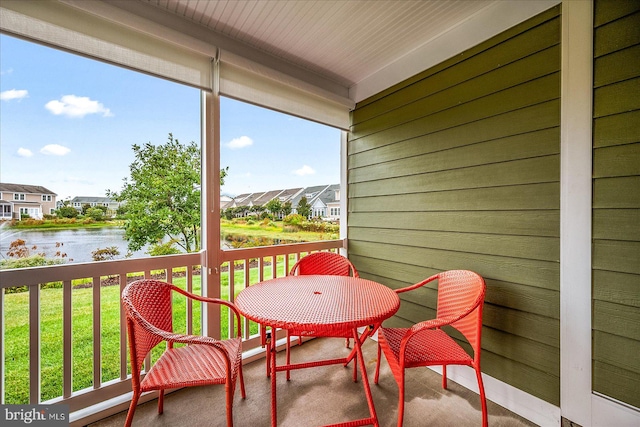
428,365,561,427
592,394,640,427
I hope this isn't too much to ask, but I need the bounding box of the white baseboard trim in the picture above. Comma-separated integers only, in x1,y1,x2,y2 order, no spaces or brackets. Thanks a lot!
428,364,561,427
592,393,640,427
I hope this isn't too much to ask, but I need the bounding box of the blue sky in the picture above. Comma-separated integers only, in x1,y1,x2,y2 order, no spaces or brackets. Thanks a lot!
0,34,340,200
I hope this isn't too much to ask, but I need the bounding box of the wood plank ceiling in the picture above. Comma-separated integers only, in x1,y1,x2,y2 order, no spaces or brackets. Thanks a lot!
140,0,494,89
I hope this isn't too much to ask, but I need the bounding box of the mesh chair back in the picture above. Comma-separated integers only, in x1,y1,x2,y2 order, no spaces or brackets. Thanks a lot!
290,252,359,277
435,270,485,358
122,280,174,371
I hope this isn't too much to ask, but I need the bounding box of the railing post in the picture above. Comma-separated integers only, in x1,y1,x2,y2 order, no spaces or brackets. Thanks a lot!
201,82,222,340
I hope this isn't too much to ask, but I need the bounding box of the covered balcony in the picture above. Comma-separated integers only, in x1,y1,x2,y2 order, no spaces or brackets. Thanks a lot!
1,1,639,426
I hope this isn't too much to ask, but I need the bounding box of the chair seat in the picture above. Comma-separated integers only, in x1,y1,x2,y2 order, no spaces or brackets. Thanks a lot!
379,327,472,368
141,338,242,391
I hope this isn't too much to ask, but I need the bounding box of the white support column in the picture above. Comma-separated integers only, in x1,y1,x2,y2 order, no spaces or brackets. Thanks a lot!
340,130,348,255
560,1,593,425
201,62,222,339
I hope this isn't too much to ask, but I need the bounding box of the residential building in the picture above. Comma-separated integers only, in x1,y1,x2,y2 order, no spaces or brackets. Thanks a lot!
0,182,57,220
68,196,121,217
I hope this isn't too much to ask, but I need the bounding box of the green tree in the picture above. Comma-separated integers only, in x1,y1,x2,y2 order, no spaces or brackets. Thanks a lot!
85,207,106,221
281,201,292,217
57,204,78,218
81,203,92,215
264,199,282,216
109,133,202,253
296,196,311,218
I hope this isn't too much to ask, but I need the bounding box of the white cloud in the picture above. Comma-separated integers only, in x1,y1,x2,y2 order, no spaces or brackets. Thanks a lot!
1,89,28,101
1,68,14,75
17,147,33,157
226,135,253,149
293,165,316,176
40,144,71,156
45,95,113,118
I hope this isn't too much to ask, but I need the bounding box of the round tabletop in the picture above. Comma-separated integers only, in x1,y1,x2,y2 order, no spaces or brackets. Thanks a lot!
236,275,400,335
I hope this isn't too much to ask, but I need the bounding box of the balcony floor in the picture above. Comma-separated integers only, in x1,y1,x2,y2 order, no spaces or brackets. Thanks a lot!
88,337,537,427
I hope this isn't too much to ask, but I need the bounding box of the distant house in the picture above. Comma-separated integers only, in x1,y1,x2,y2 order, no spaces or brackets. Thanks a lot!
68,196,121,216
0,182,57,220
314,184,341,220
222,185,339,220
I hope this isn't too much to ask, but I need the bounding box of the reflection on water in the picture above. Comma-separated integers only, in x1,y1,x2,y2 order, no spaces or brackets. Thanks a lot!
0,227,148,264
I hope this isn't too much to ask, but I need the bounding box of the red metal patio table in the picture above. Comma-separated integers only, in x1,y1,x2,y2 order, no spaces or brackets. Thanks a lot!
236,274,400,427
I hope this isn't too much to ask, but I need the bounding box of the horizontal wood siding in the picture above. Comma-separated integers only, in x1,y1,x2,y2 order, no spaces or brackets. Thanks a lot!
592,0,640,408
347,5,561,405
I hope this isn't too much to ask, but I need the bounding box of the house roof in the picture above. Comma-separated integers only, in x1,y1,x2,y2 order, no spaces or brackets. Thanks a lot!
252,190,284,206
0,182,57,195
70,196,116,203
289,184,334,207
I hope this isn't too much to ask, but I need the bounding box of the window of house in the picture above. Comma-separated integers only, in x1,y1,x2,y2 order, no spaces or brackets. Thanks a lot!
13,193,25,201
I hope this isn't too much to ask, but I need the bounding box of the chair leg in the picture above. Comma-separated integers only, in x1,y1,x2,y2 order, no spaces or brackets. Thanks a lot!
442,364,448,389
124,391,140,427
397,373,405,427
475,366,488,427
158,389,164,414
286,331,292,381
225,381,234,427
238,363,247,399
265,330,272,378
374,342,382,384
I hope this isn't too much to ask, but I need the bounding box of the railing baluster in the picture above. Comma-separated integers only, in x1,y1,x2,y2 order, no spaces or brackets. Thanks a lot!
63,280,72,398
119,272,128,381
29,284,40,404
186,265,193,336
228,260,236,340
92,276,101,389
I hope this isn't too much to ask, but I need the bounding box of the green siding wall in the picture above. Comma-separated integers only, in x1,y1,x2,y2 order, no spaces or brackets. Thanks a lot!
348,6,561,405
592,0,640,408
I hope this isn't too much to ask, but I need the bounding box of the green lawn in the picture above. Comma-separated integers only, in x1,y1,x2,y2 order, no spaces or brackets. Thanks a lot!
3,261,290,404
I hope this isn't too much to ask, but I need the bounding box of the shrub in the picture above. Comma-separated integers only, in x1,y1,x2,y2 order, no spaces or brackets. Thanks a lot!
85,207,106,221
147,241,181,256
283,214,304,225
91,246,121,261
57,205,78,218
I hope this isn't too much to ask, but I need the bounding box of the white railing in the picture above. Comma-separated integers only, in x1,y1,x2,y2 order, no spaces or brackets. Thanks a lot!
0,239,345,425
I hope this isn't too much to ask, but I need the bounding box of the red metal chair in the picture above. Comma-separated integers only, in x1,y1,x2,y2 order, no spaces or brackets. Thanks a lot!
374,270,487,427
122,279,246,427
262,251,359,377
289,251,359,278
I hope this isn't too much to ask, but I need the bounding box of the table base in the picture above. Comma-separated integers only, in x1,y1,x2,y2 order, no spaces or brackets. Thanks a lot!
267,327,380,427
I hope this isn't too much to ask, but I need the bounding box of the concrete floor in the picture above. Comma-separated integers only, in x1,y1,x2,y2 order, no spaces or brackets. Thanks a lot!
88,337,538,427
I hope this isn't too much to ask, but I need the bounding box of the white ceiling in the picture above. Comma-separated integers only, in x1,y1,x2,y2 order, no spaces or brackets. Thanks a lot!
130,0,559,102
140,0,492,88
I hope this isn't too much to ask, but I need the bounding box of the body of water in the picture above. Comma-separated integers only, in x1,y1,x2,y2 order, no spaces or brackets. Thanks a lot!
0,227,149,264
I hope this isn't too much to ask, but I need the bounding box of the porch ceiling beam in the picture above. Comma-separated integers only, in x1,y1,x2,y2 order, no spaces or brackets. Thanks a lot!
61,0,351,101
